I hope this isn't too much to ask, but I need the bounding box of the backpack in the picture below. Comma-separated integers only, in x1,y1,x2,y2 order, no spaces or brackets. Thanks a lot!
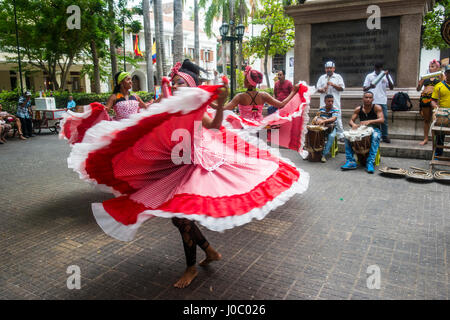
391,92,413,111
390,92,413,122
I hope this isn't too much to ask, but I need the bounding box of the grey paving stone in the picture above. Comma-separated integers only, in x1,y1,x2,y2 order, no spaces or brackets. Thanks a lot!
0,135,448,300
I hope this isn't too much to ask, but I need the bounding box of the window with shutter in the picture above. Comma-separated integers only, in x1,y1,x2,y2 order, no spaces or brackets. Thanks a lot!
200,49,204,61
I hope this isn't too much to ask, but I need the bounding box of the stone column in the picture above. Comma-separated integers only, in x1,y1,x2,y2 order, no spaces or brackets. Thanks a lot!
397,14,422,87
294,24,311,84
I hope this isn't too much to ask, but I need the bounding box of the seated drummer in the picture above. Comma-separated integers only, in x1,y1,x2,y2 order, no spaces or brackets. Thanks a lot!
313,94,339,163
430,65,450,157
341,91,384,173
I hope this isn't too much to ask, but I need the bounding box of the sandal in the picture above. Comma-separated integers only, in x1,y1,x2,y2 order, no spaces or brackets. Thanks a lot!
19,134,27,140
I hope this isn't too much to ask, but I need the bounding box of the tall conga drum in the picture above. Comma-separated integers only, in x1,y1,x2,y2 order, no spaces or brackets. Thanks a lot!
343,126,374,165
305,125,327,162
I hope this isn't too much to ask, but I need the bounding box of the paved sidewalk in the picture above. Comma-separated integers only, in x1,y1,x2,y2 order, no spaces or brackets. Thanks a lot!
0,134,448,300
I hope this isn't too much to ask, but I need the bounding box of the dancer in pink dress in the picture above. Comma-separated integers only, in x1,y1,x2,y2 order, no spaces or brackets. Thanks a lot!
60,72,151,145
224,66,299,121
222,66,312,154
106,72,150,120
67,60,309,288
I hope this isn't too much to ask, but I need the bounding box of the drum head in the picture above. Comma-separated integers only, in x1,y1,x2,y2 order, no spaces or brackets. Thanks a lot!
406,170,433,181
379,167,407,177
434,171,450,181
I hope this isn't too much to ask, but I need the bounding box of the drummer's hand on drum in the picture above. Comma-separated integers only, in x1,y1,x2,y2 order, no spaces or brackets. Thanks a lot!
316,119,324,125
351,123,360,130
360,120,371,127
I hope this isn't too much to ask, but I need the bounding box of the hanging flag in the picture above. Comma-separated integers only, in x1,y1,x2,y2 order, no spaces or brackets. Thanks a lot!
134,35,143,57
152,41,157,64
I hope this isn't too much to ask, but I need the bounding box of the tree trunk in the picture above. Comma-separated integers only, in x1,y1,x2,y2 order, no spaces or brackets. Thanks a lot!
229,0,236,89
264,51,270,89
173,0,183,65
90,40,101,93
264,27,273,89
48,59,59,90
108,0,118,82
143,0,155,92
59,57,74,91
238,41,243,73
194,0,199,64
157,0,167,75
154,0,163,83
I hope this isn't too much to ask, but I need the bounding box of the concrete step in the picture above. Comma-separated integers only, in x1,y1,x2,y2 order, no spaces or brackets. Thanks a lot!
337,139,450,160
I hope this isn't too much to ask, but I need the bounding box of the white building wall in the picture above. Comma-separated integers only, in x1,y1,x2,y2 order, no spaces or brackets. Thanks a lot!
108,11,218,92
419,47,441,77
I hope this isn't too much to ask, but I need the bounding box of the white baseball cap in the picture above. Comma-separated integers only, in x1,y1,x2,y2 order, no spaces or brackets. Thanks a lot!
324,61,335,68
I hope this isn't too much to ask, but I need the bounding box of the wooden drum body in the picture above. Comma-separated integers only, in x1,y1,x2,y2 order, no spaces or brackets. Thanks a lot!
305,125,327,162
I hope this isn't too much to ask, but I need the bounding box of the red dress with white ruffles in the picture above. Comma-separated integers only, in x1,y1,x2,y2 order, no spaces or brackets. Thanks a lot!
66,85,309,241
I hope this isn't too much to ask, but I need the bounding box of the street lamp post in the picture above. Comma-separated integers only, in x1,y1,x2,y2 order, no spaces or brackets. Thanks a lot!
13,0,24,95
220,21,245,98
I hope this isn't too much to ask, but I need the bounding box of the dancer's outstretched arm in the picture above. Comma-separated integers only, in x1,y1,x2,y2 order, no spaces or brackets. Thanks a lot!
203,88,228,129
105,94,116,113
261,83,300,109
135,94,153,109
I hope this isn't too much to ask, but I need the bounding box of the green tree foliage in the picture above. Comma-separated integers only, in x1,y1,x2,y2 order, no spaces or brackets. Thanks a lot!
422,0,450,50
244,0,294,88
0,0,143,93
0,0,96,91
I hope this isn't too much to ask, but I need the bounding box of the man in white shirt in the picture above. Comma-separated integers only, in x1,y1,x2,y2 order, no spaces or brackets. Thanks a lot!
363,62,394,143
316,61,345,139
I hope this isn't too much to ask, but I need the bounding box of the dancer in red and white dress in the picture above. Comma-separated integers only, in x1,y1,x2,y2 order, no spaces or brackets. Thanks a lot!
60,72,151,145
67,60,309,288
222,66,313,155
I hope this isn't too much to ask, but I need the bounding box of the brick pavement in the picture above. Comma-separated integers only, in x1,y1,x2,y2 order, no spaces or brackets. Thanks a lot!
0,134,448,300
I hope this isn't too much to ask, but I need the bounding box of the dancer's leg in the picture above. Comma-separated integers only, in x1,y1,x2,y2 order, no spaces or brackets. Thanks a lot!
420,107,431,146
171,218,221,288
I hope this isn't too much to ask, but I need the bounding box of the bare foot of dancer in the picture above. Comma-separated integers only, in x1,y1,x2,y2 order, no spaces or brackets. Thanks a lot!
419,140,428,146
174,266,198,288
199,246,222,267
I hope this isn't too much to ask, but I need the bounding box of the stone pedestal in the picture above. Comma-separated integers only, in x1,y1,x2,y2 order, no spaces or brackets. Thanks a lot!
286,0,434,88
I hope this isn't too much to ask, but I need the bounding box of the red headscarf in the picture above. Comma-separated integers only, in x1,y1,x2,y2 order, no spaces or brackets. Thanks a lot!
170,62,197,87
244,66,263,87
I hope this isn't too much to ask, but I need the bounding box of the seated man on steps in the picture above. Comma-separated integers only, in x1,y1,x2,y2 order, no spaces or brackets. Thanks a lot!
341,91,384,173
312,94,338,163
